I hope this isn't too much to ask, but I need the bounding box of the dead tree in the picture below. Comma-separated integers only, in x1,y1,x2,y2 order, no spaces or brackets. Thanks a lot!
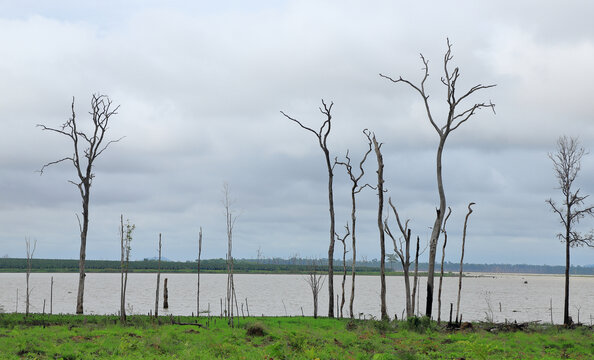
154,233,162,318
281,100,337,318
304,259,326,319
381,39,495,317
25,238,36,316
335,129,373,318
411,236,420,315
372,134,389,320
546,136,594,326
437,207,452,324
197,227,203,317
120,215,134,324
384,197,413,318
38,94,122,314
455,202,475,323
223,183,239,326
336,224,350,318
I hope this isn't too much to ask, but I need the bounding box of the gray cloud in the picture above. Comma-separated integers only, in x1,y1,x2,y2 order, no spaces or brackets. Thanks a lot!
0,1,593,266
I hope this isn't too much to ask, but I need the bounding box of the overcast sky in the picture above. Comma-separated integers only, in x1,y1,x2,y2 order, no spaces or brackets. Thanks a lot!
1,1,594,266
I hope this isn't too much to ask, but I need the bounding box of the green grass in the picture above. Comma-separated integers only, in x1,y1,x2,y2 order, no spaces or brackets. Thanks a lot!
0,313,592,359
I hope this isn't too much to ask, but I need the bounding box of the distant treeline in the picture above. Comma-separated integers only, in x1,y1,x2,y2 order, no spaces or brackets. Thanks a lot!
0,257,592,275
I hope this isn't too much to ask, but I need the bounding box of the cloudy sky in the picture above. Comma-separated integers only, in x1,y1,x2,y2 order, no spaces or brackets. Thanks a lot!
1,1,594,266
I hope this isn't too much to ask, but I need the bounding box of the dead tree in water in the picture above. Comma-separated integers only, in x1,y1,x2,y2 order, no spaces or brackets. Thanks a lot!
336,224,350,318
304,259,326,319
281,100,337,318
437,207,452,324
381,39,495,317
385,197,413,318
120,215,134,323
223,183,239,326
163,278,169,309
197,227,203,317
38,94,122,314
25,238,36,316
456,202,475,323
154,233,162,318
372,133,389,320
411,236,421,315
546,136,594,326
335,129,373,318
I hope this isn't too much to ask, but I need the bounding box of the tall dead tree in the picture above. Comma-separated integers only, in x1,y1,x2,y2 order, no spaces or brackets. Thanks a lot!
154,233,162,318
281,100,337,317
38,94,122,314
546,136,594,326
380,39,495,317
385,197,413,318
336,224,350,318
197,227,203,317
335,129,373,318
455,202,475,323
25,238,36,317
437,207,452,324
223,183,239,326
372,134,389,320
120,215,134,324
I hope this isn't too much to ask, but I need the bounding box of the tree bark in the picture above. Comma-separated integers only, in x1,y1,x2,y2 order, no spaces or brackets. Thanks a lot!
197,227,202,317
372,135,388,320
155,233,162,318
437,207,452,324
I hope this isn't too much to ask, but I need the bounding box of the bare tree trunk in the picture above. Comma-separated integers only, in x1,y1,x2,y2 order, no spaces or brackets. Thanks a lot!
456,203,475,322
335,130,373,319
305,260,326,319
437,207,452,324
155,233,162,318
197,227,202,317
385,198,413,318
372,135,388,320
25,238,36,317
411,236,420,316
564,216,570,325
281,101,336,317
336,224,350,318
223,183,238,326
120,215,125,323
163,278,169,309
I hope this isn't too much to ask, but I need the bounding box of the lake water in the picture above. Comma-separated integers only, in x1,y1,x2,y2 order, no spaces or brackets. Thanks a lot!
1,272,593,324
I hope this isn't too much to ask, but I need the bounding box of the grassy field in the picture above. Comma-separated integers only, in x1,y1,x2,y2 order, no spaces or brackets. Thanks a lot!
0,313,592,359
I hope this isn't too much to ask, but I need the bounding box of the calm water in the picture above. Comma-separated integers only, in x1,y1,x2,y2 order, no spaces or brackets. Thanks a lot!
1,272,592,324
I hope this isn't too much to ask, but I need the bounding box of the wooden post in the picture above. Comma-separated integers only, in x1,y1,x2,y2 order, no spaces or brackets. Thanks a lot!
245,298,250,317
449,303,453,325
163,278,169,309
154,233,162,318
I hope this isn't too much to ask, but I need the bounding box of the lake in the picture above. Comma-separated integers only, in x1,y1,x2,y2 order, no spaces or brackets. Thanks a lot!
1,272,592,324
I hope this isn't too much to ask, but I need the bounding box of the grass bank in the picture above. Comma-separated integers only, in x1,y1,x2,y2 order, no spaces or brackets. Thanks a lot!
0,313,592,359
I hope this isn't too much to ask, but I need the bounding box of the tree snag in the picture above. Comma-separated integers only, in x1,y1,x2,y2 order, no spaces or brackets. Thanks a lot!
335,129,373,318
372,133,389,320
25,238,36,317
281,100,337,317
336,223,350,318
155,233,162,318
546,136,594,326
197,226,203,317
223,183,239,326
380,39,495,317
120,215,134,324
456,202,475,323
38,94,122,314
385,197,413,318
304,259,326,319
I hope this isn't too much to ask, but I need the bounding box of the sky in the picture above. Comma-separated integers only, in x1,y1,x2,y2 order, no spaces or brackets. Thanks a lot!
1,0,594,266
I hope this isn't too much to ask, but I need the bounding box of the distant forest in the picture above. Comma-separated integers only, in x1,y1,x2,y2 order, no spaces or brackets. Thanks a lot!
1,257,593,275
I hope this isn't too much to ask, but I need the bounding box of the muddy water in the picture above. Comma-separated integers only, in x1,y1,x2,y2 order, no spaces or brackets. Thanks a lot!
1,272,592,324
